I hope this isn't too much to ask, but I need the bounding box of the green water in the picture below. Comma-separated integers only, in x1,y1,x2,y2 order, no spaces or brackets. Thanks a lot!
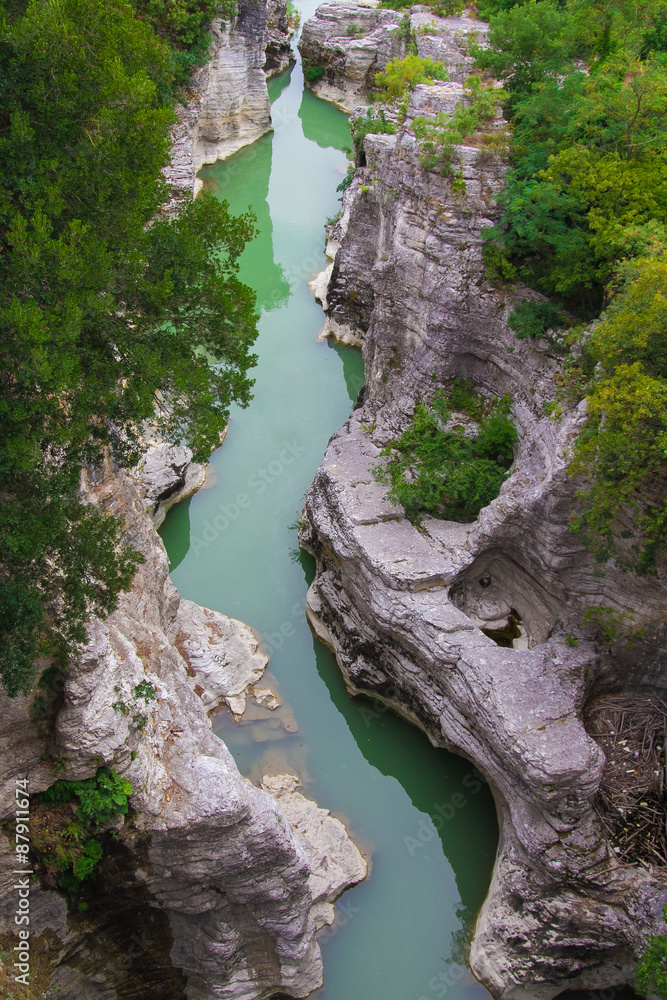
160,11,499,998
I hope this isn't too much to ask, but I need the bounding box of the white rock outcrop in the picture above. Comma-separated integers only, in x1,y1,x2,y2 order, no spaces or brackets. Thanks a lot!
0,461,366,999
166,0,294,207
298,0,486,111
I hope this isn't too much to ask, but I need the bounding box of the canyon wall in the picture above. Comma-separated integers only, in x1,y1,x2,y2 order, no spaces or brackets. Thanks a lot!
299,0,486,111
0,456,366,999
166,0,294,207
300,3,667,996
0,8,367,998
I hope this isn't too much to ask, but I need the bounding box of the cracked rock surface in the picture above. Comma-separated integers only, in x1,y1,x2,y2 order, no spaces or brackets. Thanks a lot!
165,0,293,209
300,28,667,998
0,461,366,999
299,0,486,112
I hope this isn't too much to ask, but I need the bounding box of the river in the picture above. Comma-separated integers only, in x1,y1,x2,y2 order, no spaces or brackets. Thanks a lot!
159,6,500,998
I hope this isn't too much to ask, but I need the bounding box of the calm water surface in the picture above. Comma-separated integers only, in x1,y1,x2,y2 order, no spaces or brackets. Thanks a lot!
160,8,499,997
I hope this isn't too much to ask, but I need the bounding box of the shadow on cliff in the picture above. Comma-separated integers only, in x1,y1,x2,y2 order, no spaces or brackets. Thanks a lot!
298,550,499,932
159,496,191,572
327,338,365,405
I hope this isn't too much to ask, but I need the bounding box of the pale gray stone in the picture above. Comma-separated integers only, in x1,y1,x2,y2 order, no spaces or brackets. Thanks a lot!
165,0,294,209
298,0,487,111
302,26,667,997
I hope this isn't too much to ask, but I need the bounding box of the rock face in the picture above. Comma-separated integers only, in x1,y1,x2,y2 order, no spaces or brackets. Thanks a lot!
166,0,294,207
0,461,366,999
265,0,297,76
131,438,209,528
298,0,486,112
301,44,667,1000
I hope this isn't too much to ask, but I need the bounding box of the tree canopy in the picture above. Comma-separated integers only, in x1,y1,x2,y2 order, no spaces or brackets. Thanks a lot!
0,0,258,696
474,0,667,571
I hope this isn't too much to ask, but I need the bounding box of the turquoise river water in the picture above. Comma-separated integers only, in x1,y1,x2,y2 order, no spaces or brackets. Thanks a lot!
160,7,502,998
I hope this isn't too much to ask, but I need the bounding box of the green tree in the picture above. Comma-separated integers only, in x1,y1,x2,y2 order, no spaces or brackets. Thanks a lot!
0,0,258,695
375,54,449,100
569,256,667,569
133,0,236,89
472,1,574,102
637,906,667,997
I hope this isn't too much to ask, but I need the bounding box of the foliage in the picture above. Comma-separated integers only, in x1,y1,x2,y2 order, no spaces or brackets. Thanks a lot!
133,0,235,91
33,767,132,898
286,0,300,30
374,383,517,520
303,59,324,83
374,54,449,100
508,300,566,340
134,679,157,700
0,0,259,695
412,75,506,177
350,107,397,163
472,1,574,103
637,906,667,998
390,13,417,52
478,4,667,313
37,767,133,825
569,256,667,570
380,0,464,13
336,162,356,192
580,604,642,644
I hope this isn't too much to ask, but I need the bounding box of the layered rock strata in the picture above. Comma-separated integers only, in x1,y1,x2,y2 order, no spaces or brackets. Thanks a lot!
299,0,486,112
166,0,294,207
301,53,667,1000
0,461,366,999
131,438,209,529
265,0,297,76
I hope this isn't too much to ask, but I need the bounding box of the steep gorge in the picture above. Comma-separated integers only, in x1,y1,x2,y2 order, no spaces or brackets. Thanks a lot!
299,2,667,996
0,8,367,999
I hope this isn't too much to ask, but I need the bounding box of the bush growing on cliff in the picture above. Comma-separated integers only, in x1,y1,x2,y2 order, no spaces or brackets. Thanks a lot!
33,768,133,900
350,108,397,164
375,54,449,100
0,0,259,695
374,384,517,521
412,75,506,177
303,58,325,83
637,906,667,998
508,300,566,341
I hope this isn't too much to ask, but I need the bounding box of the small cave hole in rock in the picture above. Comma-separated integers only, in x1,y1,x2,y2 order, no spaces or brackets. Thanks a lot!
481,609,524,648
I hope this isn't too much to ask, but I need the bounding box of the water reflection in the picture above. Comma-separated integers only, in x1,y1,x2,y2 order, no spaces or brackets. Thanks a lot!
161,497,191,571
199,135,291,313
299,86,354,153
329,339,365,404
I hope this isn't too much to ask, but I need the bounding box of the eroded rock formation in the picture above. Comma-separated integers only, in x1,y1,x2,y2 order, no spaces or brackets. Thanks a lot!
298,0,486,112
300,16,667,996
166,0,294,207
0,6,368,993
0,460,366,999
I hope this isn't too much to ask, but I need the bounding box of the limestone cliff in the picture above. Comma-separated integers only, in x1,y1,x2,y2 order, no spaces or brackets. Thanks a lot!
298,0,486,112
0,459,366,999
166,0,294,207
0,5,368,994
300,8,667,996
